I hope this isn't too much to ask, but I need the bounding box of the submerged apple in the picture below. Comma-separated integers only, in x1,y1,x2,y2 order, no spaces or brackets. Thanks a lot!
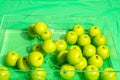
28,51,44,67
17,56,30,70
88,55,103,69
72,24,84,36
60,64,75,80
5,51,19,67
65,31,78,45
100,68,117,80
97,45,110,60
0,66,10,80
28,24,37,38
67,49,82,65
77,34,91,46
55,39,67,52
30,67,46,80
33,22,47,35
42,39,56,54
84,65,100,80
74,57,87,70
88,26,101,37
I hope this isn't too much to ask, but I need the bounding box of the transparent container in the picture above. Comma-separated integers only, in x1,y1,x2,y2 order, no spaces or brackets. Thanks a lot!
0,14,120,80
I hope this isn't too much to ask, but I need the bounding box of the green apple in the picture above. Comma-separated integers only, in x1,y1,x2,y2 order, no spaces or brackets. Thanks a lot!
42,39,56,54
65,31,78,44
28,51,44,67
97,45,110,60
69,45,82,52
41,29,52,40
17,56,30,70
83,44,96,57
88,55,103,69
5,51,19,66
57,50,68,64
60,64,75,80
101,68,117,80
74,57,87,70
72,24,84,36
28,24,37,38
93,34,106,46
33,22,47,35
84,65,100,80
78,34,91,46
88,26,101,37
55,39,67,52
67,49,82,65
30,67,46,80
0,66,10,80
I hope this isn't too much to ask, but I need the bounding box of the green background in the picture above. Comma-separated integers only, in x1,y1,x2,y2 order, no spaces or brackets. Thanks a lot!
0,0,119,59
0,0,120,79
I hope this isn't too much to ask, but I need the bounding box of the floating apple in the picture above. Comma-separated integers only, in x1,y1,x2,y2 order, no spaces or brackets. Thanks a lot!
60,64,75,80
0,66,10,80
57,50,68,64
28,51,44,67
42,39,56,54
67,49,82,65
88,26,101,37
28,24,37,38
17,56,30,70
72,24,84,36
84,65,100,80
55,39,67,52
5,51,19,67
65,31,78,44
74,57,87,70
30,67,46,80
93,34,106,46
41,29,52,40
33,22,47,35
88,55,103,69
100,68,117,80
97,45,110,60
83,44,96,57
77,34,91,46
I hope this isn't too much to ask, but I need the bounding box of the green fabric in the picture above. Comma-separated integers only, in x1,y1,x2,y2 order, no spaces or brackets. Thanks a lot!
0,0,120,79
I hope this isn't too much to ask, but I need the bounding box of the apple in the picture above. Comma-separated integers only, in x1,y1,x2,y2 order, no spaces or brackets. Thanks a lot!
57,50,68,64
77,34,91,46
97,45,110,60
33,22,47,35
55,39,67,52
28,24,37,38
88,55,103,69
42,39,56,54
0,66,10,80
17,56,30,70
74,57,87,70
65,31,78,44
84,65,100,80
93,34,106,46
100,68,117,80
5,51,19,67
69,45,82,53
72,24,84,36
83,44,96,57
28,51,44,67
88,26,101,37
60,64,75,80
41,29,52,40
30,67,46,80
67,49,82,65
